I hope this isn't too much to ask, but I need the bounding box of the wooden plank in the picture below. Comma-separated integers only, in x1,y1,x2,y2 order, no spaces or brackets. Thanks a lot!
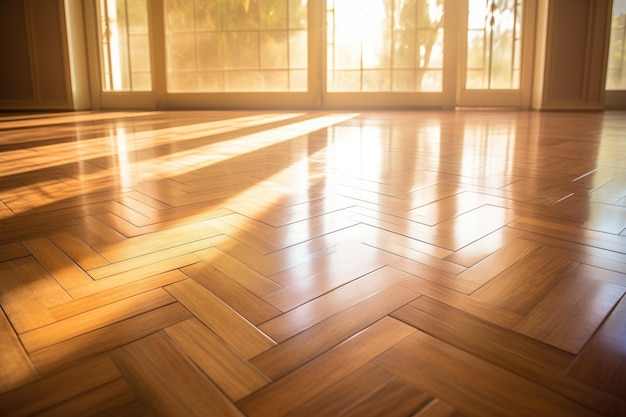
390,297,623,416
263,245,396,312
430,205,519,251
0,307,38,394
49,231,109,270
267,241,370,287
408,191,488,226
94,221,222,262
0,355,120,417
88,236,222,279
569,297,626,399
359,226,453,259
398,276,524,328
76,215,126,245
281,363,400,417
514,267,625,353
31,303,192,375
163,319,270,401
0,242,29,263
0,257,72,333
471,248,579,314
412,399,462,417
111,332,244,417
123,190,173,210
285,362,432,417
215,232,340,277
98,200,152,227
444,226,525,268
238,317,416,417
510,217,626,253
194,246,282,296
457,237,542,285
144,202,233,226
374,330,603,417
50,270,188,320
520,232,626,273
78,253,203,296
22,237,95,295
259,266,413,342
392,297,573,372
165,279,276,359
32,378,137,417
21,288,175,352
362,238,465,275
181,261,280,325
252,284,419,380
340,376,432,417
390,257,480,294
0,213,79,245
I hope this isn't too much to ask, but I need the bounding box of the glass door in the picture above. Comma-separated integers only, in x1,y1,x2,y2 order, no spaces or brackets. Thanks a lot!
161,0,320,108
456,0,535,107
324,0,457,108
605,0,626,108
88,0,535,109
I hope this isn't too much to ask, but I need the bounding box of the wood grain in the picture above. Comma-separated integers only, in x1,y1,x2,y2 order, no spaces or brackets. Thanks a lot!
238,317,415,417
111,332,244,417
165,279,276,358
569,296,626,399
374,330,602,417
1,110,625,416
0,308,38,394
163,318,270,401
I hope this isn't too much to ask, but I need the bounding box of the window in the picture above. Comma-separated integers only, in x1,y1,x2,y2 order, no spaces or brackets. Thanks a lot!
98,0,152,91
466,0,522,89
164,0,308,92
326,0,444,92
607,0,626,90
91,0,534,108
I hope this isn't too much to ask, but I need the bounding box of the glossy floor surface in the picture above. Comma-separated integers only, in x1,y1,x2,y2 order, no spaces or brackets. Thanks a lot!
0,110,625,417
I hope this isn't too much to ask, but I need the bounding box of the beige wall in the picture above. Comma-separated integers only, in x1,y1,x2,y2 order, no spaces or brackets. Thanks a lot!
532,0,612,110
0,0,36,102
0,0,89,110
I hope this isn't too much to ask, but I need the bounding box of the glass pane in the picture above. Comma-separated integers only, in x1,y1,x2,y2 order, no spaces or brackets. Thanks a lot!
289,0,307,28
225,32,260,69
260,0,288,29
466,0,522,90
606,0,626,90
289,30,308,68
290,69,308,91
165,0,308,92
129,35,150,71
261,31,289,69
98,0,152,91
327,0,444,92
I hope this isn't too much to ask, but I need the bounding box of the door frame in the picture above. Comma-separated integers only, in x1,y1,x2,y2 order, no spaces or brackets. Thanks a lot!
455,0,537,108
84,0,536,110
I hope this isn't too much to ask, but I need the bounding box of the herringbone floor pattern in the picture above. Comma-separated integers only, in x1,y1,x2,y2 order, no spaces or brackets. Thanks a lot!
0,110,625,416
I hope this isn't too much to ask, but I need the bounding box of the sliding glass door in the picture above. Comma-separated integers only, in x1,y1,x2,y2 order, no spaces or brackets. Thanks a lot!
457,0,535,107
324,0,454,107
88,0,535,108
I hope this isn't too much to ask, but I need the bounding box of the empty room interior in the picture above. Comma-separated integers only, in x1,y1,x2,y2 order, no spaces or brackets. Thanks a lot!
1,0,626,416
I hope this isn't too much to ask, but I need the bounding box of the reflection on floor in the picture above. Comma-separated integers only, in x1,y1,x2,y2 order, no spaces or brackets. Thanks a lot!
0,110,625,417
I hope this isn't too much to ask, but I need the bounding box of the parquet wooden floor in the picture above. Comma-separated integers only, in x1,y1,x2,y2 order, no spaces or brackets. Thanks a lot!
0,109,625,417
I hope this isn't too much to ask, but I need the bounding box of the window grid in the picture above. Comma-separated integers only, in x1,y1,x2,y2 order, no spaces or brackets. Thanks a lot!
165,0,308,93
99,0,152,92
607,1,626,90
466,0,522,90
326,0,444,93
